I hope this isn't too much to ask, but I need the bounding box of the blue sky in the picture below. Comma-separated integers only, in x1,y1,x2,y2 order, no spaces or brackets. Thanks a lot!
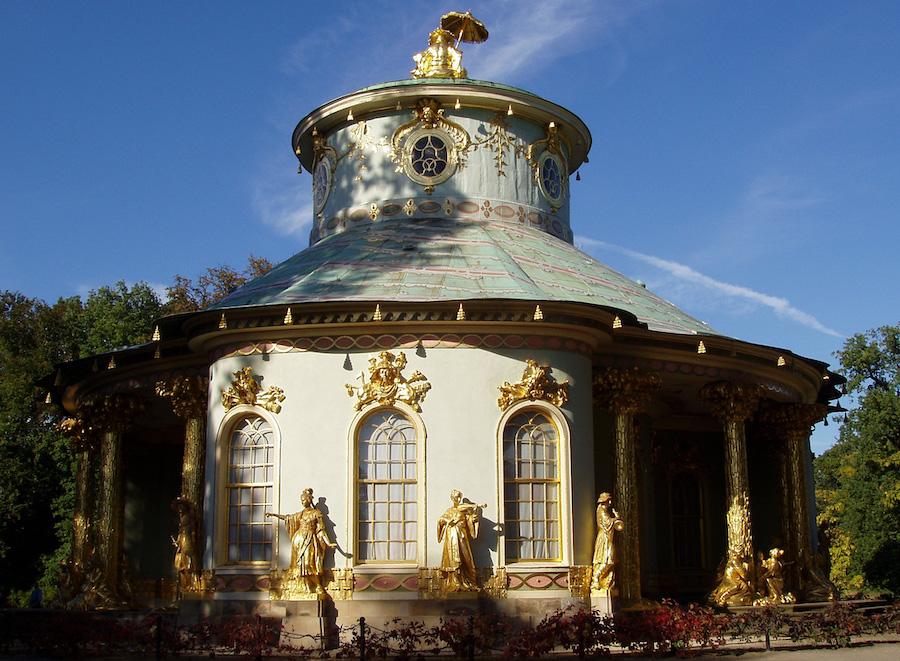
2,1,898,453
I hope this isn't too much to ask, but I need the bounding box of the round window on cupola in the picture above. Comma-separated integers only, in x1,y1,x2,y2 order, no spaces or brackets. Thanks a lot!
538,151,566,206
402,127,457,186
313,154,334,214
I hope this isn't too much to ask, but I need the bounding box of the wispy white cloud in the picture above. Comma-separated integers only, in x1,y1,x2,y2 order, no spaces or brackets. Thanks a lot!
251,158,315,239
578,237,844,338
468,0,637,83
693,172,827,267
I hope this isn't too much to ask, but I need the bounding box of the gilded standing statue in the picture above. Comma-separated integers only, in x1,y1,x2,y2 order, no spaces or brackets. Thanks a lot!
591,492,624,591
267,488,337,595
438,490,485,591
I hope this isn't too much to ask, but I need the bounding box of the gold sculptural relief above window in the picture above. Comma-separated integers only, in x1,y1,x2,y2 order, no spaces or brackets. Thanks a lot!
221,366,285,413
345,350,432,411
497,359,569,409
391,99,469,190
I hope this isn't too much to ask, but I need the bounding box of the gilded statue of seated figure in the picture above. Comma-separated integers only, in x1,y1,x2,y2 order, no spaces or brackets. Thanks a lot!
412,29,467,79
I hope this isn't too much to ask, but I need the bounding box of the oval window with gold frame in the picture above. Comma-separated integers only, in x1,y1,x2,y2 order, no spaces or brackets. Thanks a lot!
403,128,457,186
538,151,565,206
313,155,333,214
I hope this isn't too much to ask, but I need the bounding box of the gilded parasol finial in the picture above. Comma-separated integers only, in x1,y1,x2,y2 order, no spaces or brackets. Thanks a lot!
441,11,489,47
412,12,488,79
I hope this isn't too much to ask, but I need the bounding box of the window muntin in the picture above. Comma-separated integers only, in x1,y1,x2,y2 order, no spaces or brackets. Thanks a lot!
503,410,561,561
225,415,274,563
357,410,418,562
671,472,704,568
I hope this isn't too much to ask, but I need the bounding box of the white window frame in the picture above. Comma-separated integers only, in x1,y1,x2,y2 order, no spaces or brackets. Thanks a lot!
496,400,572,567
215,405,281,569
347,402,426,568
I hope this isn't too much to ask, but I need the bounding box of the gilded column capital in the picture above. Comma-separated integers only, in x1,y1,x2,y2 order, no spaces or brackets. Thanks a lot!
593,367,661,414
79,394,147,434
156,376,209,419
759,403,827,437
699,381,765,423
57,417,99,453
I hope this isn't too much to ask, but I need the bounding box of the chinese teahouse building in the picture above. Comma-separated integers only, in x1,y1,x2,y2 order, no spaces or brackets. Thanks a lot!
46,13,840,625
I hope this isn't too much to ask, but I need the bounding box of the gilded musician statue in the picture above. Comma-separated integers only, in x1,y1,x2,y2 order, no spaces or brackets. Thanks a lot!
591,492,624,591
438,490,485,591
267,488,337,595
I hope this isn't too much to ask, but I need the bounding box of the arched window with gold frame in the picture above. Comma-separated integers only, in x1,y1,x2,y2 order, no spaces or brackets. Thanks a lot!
501,406,564,562
355,408,420,563
670,471,705,569
222,413,276,564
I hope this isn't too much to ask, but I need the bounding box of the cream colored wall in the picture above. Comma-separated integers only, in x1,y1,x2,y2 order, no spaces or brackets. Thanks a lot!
204,345,595,575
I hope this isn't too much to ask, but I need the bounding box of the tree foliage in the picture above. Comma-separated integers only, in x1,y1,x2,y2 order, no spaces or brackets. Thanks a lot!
816,323,900,596
0,293,85,605
165,255,273,314
0,256,272,605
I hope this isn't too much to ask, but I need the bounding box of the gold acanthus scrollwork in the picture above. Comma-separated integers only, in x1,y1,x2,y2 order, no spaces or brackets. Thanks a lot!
497,359,569,409
390,99,470,181
526,121,569,204
467,113,528,178
346,350,432,411
593,367,662,414
156,376,208,419
221,366,285,413
312,127,338,169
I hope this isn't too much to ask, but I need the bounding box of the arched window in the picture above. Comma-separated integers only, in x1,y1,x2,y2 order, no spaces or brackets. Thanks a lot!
224,415,275,563
502,409,561,561
356,410,418,563
671,472,704,568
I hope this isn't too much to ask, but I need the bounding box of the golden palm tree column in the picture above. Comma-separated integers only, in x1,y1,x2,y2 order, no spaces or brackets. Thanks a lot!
699,382,764,606
57,417,99,595
85,394,145,608
593,367,661,604
157,376,209,592
760,403,828,600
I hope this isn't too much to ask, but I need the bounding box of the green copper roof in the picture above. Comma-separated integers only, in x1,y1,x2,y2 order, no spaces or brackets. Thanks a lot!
210,217,719,337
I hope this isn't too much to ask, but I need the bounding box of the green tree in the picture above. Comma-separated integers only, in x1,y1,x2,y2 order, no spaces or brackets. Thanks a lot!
0,256,273,605
78,281,163,358
816,323,900,596
0,293,82,604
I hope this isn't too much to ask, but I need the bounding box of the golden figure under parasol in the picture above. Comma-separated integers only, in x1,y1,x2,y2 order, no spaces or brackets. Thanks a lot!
412,12,489,79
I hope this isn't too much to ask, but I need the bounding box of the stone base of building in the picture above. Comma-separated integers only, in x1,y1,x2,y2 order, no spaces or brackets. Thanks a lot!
177,591,594,637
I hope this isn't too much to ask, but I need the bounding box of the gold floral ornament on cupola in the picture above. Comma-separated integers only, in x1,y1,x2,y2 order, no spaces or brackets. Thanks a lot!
497,359,569,409
346,350,431,411
411,11,488,79
221,366,286,413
